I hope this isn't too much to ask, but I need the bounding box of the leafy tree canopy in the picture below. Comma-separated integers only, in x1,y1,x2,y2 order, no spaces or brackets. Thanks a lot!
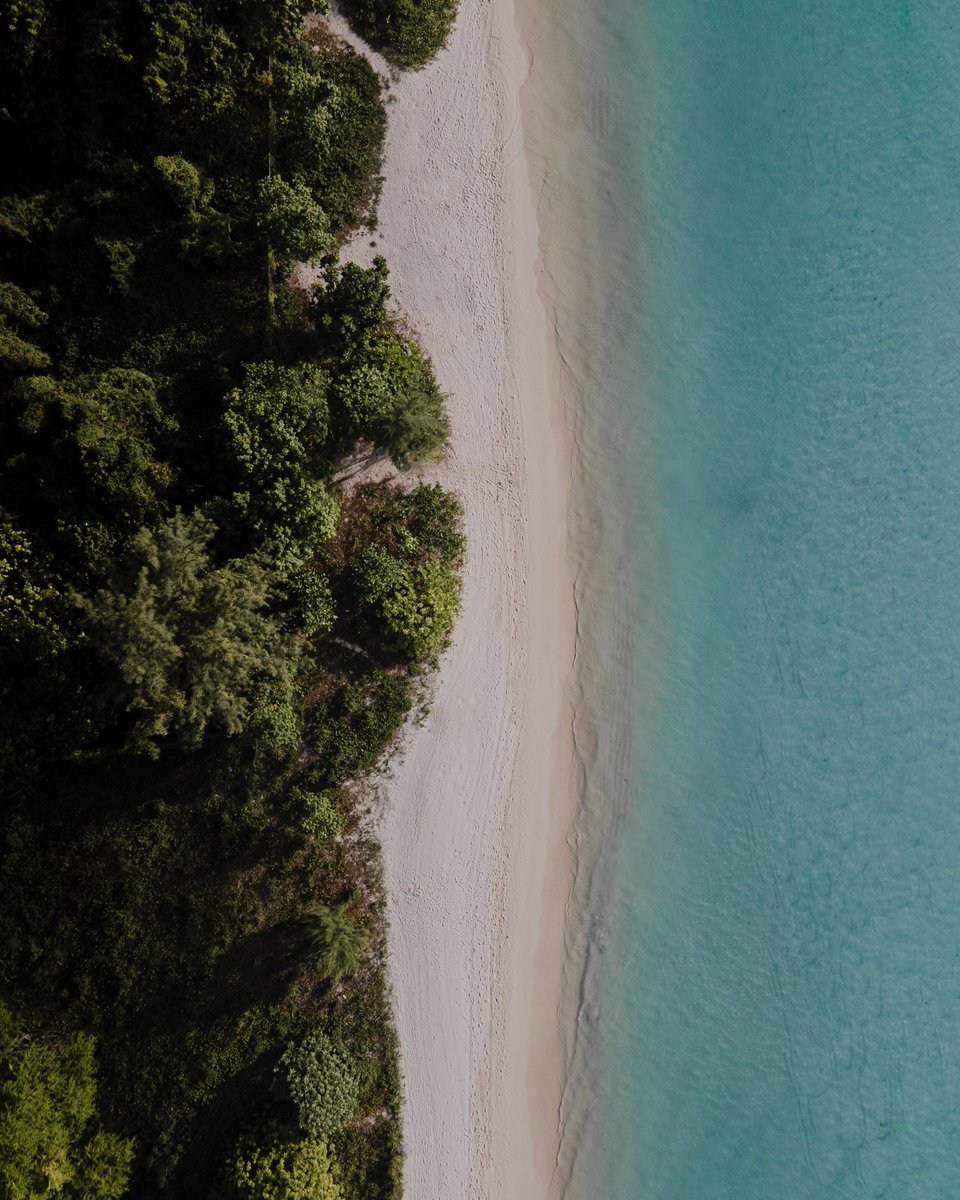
75,509,299,755
222,361,338,570
0,1002,133,1200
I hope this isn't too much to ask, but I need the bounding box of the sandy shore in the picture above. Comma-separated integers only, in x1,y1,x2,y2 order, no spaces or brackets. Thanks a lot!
326,0,578,1195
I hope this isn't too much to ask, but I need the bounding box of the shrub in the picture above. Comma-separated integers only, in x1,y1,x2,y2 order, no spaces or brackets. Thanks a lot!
0,1002,134,1200
293,788,344,839
310,672,413,784
249,684,304,761
218,1130,341,1200
301,904,369,982
289,570,335,636
276,1033,358,1138
356,545,459,660
397,483,464,563
222,362,337,570
340,0,459,70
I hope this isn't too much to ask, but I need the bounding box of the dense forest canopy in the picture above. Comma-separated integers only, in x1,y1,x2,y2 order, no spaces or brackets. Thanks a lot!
0,0,461,1196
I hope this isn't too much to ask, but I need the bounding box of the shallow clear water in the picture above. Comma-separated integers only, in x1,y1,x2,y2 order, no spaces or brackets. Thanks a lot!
555,1,960,1196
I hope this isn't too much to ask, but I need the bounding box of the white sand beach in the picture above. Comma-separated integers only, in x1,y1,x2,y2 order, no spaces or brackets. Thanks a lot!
326,0,579,1194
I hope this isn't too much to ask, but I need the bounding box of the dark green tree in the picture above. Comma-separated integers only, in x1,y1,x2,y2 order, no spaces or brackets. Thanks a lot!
222,361,338,570
75,509,299,755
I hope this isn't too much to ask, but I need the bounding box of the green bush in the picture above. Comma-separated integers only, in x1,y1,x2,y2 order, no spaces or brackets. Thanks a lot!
311,671,413,784
355,545,459,660
222,362,338,569
218,1130,341,1200
397,483,465,563
289,570,335,637
340,0,459,70
301,904,369,983
292,788,344,839
357,334,449,466
276,1033,358,1138
0,1003,134,1200
249,684,304,761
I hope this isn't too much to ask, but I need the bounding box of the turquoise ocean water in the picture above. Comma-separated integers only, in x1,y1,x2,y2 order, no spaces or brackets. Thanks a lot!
556,1,960,1196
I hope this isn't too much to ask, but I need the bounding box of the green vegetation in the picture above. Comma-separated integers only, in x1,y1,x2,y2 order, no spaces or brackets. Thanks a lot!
277,1033,359,1138
0,1,463,1198
340,0,460,70
301,905,371,984
217,1129,341,1200
0,1002,133,1200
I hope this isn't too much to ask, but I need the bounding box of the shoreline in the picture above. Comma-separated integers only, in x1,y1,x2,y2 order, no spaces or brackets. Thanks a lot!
329,0,581,1194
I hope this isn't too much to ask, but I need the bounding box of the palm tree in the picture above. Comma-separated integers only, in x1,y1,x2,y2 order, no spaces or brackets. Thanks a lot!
301,903,369,982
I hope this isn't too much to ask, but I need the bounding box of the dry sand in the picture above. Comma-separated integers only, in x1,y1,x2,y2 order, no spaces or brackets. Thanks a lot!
323,0,579,1195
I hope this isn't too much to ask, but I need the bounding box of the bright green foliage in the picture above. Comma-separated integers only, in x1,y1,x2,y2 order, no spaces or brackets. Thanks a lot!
154,155,213,211
340,0,459,69
397,482,466,561
315,259,448,464
293,789,344,839
152,155,230,262
0,282,50,374
333,342,448,464
223,362,338,570
255,176,330,269
361,334,449,465
218,1131,341,1200
313,258,391,360
299,33,386,237
276,1033,358,1138
76,510,299,755
356,545,459,660
0,1003,133,1200
248,683,304,761
301,904,369,983
66,1131,135,1200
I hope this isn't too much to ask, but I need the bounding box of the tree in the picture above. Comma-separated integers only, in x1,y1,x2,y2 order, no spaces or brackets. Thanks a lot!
288,569,334,637
276,1033,358,1138
222,361,338,570
75,509,299,756
255,175,330,270
314,259,448,464
13,368,176,540
0,513,68,661
312,258,390,361
0,1003,133,1200
217,1130,340,1200
301,904,369,983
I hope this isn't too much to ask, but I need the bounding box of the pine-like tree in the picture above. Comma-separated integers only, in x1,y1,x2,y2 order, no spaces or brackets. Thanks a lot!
76,509,299,755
